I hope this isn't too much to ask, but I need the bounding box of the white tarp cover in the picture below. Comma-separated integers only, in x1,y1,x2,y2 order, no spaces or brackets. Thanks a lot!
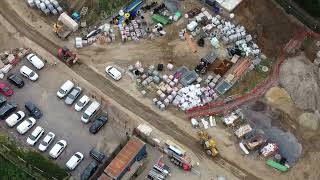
217,0,243,12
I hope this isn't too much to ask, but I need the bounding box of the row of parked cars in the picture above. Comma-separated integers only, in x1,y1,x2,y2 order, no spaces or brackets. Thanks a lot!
0,98,83,170
56,80,108,134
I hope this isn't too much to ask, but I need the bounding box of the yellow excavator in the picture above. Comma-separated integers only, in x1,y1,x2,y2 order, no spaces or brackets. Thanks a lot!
52,22,72,39
197,130,219,157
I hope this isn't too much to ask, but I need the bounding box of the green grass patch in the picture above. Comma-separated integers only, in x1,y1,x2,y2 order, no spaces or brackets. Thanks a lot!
99,0,128,15
0,135,68,179
294,0,320,17
0,156,35,180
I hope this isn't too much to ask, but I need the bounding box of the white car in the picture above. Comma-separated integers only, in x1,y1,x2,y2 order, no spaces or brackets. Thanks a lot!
74,95,90,111
5,111,25,127
26,126,44,146
49,140,67,159
26,53,44,70
16,117,36,135
38,132,55,152
105,66,122,80
66,152,84,170
20,66,38,81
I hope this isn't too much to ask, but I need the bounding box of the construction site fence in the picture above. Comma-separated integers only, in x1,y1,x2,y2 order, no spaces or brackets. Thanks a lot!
187,31,320,118
275,0,320,33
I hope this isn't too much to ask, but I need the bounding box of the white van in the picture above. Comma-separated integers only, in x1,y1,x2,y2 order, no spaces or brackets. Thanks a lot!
26,53,44,70
20,66,38,81
81,101,100,123
57,80,74,98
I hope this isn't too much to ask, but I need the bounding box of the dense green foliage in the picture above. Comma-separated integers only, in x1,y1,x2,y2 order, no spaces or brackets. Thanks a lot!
99,0,128,14
294,0,320,17
0,136,68,179
0,156,34,180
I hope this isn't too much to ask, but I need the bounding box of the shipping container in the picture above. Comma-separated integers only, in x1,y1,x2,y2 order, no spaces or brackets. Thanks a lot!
58,12,78,31
104,137,146,180
266,160,288,172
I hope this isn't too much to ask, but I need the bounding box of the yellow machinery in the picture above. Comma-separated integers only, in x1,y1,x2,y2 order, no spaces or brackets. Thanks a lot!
52,22,72,39
197,130,219,157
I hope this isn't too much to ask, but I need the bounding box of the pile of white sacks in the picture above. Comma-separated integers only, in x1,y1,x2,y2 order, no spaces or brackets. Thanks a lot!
173,84,203,111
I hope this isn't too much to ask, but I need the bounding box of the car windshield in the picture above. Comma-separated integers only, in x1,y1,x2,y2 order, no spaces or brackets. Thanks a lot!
59,89,66,94
29,134,37,141
68,94,75,99
3,87,9,92
77,101,84,107
83,113,89,119
27,119,32,124
29,72,35,77
41,140,48,146
75,154,81,159
57,142,64,146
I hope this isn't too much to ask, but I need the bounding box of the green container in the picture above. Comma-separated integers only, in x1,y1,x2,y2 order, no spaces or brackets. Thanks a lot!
151,14,169,25
266,159,288,172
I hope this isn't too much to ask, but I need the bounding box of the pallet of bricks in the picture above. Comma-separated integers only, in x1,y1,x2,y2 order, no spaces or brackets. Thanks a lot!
27,0,63,16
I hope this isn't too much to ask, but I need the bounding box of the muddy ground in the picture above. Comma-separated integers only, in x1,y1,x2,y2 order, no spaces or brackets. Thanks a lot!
1,0,320,179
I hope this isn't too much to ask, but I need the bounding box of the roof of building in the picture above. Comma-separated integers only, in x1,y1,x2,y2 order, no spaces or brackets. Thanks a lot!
104,138,145,179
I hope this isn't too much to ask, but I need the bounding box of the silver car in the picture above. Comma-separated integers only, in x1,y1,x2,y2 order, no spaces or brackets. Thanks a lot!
65,86,82,105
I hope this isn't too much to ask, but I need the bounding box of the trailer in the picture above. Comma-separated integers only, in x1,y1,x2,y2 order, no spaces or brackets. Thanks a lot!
104,137,146,180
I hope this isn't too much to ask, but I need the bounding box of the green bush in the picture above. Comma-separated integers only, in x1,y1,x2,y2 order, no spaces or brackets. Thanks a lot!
294,0,320,17
0,156,34,180
0,136,68,179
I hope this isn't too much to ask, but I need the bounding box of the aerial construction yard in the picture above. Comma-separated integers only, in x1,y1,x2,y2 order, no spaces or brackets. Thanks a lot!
0,0,319,180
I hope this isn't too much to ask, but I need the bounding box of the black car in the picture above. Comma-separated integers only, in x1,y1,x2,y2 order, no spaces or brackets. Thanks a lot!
89,149,105,163
80,161,98,180
0,102,17,119
7,74,24,88
0,95,6,107
89,115,108,134
25,101,42,119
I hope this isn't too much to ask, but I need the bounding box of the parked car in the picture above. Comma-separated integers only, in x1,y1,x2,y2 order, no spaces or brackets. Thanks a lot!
0,95,6,107
7,74,24,88
0,103,17,119
81,101,100,123
20,66,38,81
105,66,122,80
26,53,44,70
89,115,108,134
25,101,42,119
5,111,25,127
38,132,55,152
89,148,105,163
49,140,67,159
66,152,84,170
74,95,90,111
57,80,74,98
65,86,82,105
0,83,13,96
16,117,36,135
27,126,44,146
80,161,98,180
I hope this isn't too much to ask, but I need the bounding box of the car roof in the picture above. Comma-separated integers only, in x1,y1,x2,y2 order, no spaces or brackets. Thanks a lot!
20,66,33,73
108,67,121,77
31,126,43,136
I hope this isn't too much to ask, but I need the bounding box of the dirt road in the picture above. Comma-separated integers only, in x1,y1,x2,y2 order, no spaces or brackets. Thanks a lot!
0,1,260,179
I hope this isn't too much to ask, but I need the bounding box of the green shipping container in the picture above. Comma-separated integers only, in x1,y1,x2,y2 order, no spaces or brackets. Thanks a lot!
151,14,169,25
266,160,288,172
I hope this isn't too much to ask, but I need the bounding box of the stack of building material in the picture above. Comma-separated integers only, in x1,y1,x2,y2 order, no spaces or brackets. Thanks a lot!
260,143,278,158
27,0,63,15
173,84,203,111
119,20,146,43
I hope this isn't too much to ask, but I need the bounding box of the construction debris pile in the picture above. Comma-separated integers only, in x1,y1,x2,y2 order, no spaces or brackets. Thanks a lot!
26,0,63,16
119,20,148,42
0,48,31,79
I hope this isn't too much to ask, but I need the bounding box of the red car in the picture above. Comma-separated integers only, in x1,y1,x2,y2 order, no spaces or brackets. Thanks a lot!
0,83,13,96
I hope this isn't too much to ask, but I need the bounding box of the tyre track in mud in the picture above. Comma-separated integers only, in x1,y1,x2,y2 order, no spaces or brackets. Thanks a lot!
0,2,260,179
